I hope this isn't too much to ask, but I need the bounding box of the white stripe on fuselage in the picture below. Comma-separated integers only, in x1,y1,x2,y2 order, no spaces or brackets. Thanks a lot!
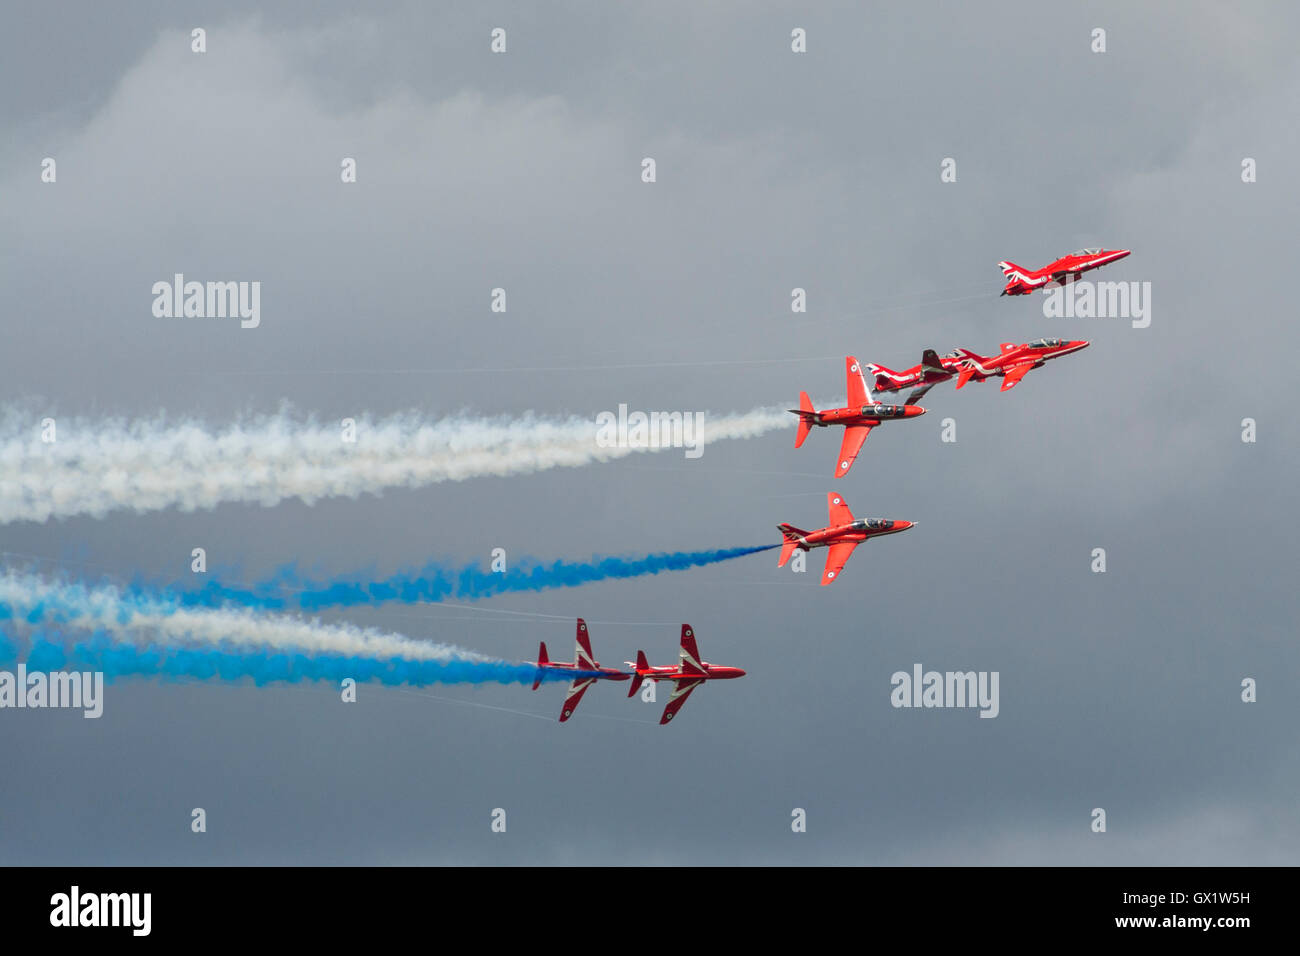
1006,269,1046,287
867,366,912,385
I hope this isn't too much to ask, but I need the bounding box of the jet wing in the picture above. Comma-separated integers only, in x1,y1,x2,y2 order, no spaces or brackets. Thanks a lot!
1000,363,1035,391
904,384,934,405
845,356,872,407
821,540,859,586
660,677,704,724
827,491,855,527
678,625,706,677
559,677,596,722
833,425,873,478
574,618,597,670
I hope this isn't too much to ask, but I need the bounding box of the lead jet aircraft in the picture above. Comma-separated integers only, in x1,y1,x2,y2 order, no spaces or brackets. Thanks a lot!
998,247,1130,295
626,625,746,724
953,338,1089,392
790,356,927,477
528,618,630,722
777,491,915,586
865,348,968,404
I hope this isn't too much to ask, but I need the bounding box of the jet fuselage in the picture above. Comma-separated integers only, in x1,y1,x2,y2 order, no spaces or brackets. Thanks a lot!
794,519,914,551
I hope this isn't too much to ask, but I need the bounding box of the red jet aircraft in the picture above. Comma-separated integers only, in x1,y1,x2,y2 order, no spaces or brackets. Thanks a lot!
998,247,1130,296
529,618,630,722
953,338,1089,392
791,356,927,477
626,625,745,725
865,348,968,404
778,491,915,586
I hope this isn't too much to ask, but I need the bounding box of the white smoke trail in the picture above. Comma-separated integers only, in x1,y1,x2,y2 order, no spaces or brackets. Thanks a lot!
0,406,789,523
0,570,487,662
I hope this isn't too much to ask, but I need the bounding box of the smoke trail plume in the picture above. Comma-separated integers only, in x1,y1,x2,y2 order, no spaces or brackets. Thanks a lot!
1,545,776,619
0,570,490,666
0,572,564,686
0,405,788,523
0,540,770,688
0,631,572,688
164,544,777,613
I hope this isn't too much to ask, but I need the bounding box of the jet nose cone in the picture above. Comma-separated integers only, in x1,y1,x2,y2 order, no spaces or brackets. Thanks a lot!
735,669,747,678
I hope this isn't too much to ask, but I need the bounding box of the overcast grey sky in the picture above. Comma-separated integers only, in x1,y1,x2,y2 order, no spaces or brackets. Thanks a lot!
1,1,1296,864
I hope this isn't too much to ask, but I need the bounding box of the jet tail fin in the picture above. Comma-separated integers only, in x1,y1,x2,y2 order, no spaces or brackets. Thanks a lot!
998,261,1036,293
532,641,548,690
867,363,899,390
791,391,815,448
953,349,983,390
920,349,946,376
776,523,807,567
628,650,649,698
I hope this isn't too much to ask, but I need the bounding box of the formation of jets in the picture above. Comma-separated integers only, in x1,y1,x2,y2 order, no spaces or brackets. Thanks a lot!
791,336,1089,478
526,246,1125,720
529,619,743,724
778,245,1124,586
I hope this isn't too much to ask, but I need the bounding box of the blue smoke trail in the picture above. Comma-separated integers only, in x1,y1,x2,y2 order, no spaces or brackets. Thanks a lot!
3,629,591,689
150,544,778,613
